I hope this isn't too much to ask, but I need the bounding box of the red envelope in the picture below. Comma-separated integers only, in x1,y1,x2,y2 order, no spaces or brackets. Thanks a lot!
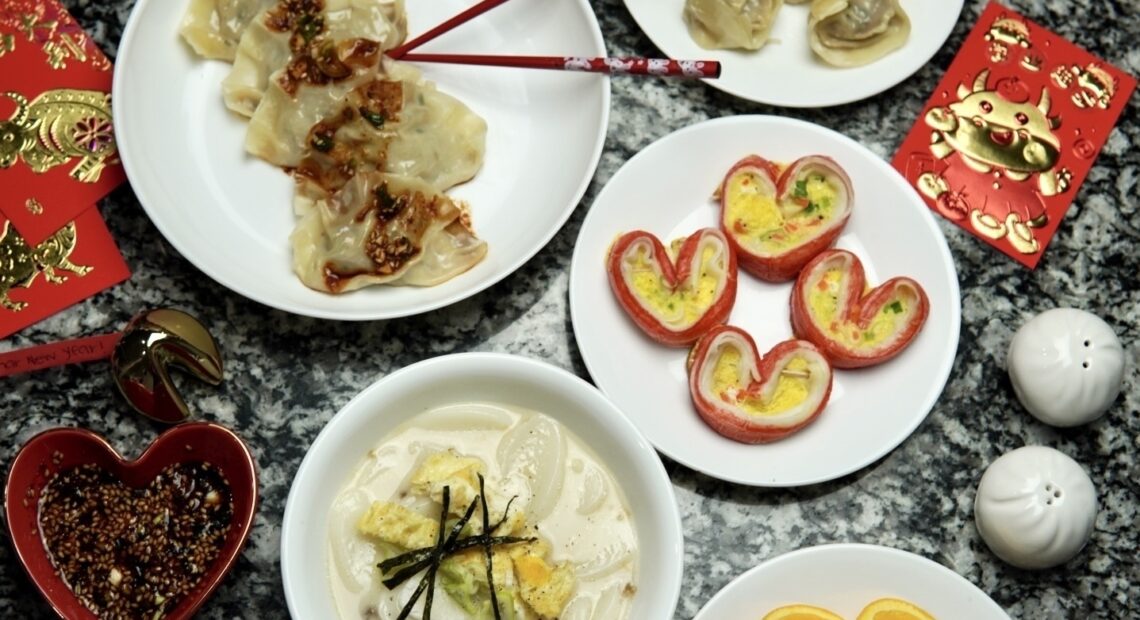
0,206,130,339
892,2,1136,269
0,0,125,246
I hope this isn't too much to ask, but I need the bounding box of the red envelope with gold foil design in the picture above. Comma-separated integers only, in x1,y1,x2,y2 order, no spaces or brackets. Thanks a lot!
892,2,1136,269
0,1,130,338
0,207,130,339
0,0,125,246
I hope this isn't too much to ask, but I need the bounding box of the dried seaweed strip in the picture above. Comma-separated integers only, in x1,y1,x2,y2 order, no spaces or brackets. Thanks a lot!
379,480,538,618
478,474,503,620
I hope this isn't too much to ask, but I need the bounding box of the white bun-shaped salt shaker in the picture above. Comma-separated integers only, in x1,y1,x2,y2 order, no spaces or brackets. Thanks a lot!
974,446,1097,569
1007,308,1125,427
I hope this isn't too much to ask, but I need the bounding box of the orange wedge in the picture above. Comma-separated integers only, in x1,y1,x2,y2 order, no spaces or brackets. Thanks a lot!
763,604,844,620
856,597,936,620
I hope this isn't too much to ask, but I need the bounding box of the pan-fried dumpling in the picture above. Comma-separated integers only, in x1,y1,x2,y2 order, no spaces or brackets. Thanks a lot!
179,0,277,61
378,63,487,192
223,0,406,117
248,62,486,191
247,67,377,169
682,0,784,51
290,172,487,292
808,0,910,67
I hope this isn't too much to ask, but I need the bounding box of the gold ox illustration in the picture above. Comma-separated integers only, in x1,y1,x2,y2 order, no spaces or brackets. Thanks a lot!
0,221,91,311
918,69,1071,255
0,89,117,183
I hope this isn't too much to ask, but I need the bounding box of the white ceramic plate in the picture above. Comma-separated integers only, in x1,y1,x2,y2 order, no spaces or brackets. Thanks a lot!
114,0,608,319
281,353,683,618
569,116,960,486
622,0,964,106
694,544,1010,619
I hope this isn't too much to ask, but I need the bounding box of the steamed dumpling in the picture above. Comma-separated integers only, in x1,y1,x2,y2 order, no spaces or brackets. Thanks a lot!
250,61,485,188
223,0,406,117
683,0,784,50
179,0,277,61
286,68,488,292
290,172,487,292
808,0,910,67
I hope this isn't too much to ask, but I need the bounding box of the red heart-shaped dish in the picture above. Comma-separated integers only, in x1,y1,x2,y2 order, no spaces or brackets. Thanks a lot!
688,325,833,444
718,154,853,282
791,249,930,369
4,423,258,620
607,227,738,346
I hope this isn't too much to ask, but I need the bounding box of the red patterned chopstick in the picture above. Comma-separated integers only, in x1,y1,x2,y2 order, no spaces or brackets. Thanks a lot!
387,0,512,59
399,53,721,78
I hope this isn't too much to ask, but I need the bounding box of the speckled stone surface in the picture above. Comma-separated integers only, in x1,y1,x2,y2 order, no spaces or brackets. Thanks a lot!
1,0,1137,618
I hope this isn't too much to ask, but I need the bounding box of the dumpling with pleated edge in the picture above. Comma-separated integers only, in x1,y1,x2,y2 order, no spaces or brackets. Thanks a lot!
180,0,278,61
222,0,407,118
290,171,487,293
808,0,911,67
247,60,486,190
683,0,785,50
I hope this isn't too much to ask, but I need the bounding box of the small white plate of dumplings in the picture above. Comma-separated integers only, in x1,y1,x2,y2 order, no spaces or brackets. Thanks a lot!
624,0,964,107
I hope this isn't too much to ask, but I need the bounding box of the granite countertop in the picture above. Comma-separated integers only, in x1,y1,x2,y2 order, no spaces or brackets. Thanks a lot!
2,0,1137,618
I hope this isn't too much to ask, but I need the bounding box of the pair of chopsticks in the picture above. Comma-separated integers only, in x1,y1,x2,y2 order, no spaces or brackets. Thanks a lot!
386,0,721,79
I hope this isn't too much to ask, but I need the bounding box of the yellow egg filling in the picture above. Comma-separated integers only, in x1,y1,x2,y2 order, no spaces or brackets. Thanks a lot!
808,269,916,348
725,172,782,237
626,243,722,326
709,347,811,417
725,171,839,253
808,270,844,325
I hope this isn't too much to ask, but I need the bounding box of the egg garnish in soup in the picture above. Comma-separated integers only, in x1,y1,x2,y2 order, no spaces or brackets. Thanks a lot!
328,403,639,619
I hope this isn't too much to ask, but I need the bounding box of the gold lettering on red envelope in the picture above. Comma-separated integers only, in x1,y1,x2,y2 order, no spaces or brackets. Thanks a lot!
892,2,1136,269
0,0,124,247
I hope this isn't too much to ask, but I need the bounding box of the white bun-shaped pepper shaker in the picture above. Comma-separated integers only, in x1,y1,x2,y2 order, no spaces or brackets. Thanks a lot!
974,446,1097,570
1007,308,1124,427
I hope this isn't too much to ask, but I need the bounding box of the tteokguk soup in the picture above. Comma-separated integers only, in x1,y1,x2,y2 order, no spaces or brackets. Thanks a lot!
328,403,639,619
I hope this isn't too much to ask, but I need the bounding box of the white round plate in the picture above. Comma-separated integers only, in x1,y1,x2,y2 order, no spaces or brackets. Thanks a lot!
622,0,964,106
569,116,960,487
694,544,1010,619
115,0,608,319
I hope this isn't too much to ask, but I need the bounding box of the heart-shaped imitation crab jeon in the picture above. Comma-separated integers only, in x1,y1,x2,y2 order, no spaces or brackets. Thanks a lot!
606,228,738,346
717,154,853,282
790,249,929,369
687,325,834,443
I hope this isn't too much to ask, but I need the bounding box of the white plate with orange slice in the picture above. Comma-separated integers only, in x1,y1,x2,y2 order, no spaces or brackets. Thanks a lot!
694,544,1010,619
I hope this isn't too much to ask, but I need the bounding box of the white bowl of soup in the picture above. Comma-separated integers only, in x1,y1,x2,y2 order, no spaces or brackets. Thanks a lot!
281,353,683,619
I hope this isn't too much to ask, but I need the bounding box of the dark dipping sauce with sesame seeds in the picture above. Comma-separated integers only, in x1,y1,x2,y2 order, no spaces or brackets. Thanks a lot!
38,462,234,619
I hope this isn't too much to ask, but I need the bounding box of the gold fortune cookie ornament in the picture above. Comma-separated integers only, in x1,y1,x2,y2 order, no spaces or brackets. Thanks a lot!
110,308,223,423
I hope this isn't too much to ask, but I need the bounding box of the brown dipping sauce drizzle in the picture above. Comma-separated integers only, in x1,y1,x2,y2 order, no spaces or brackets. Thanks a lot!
264,0,381,96
38,462,234,619
322,182,448,292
